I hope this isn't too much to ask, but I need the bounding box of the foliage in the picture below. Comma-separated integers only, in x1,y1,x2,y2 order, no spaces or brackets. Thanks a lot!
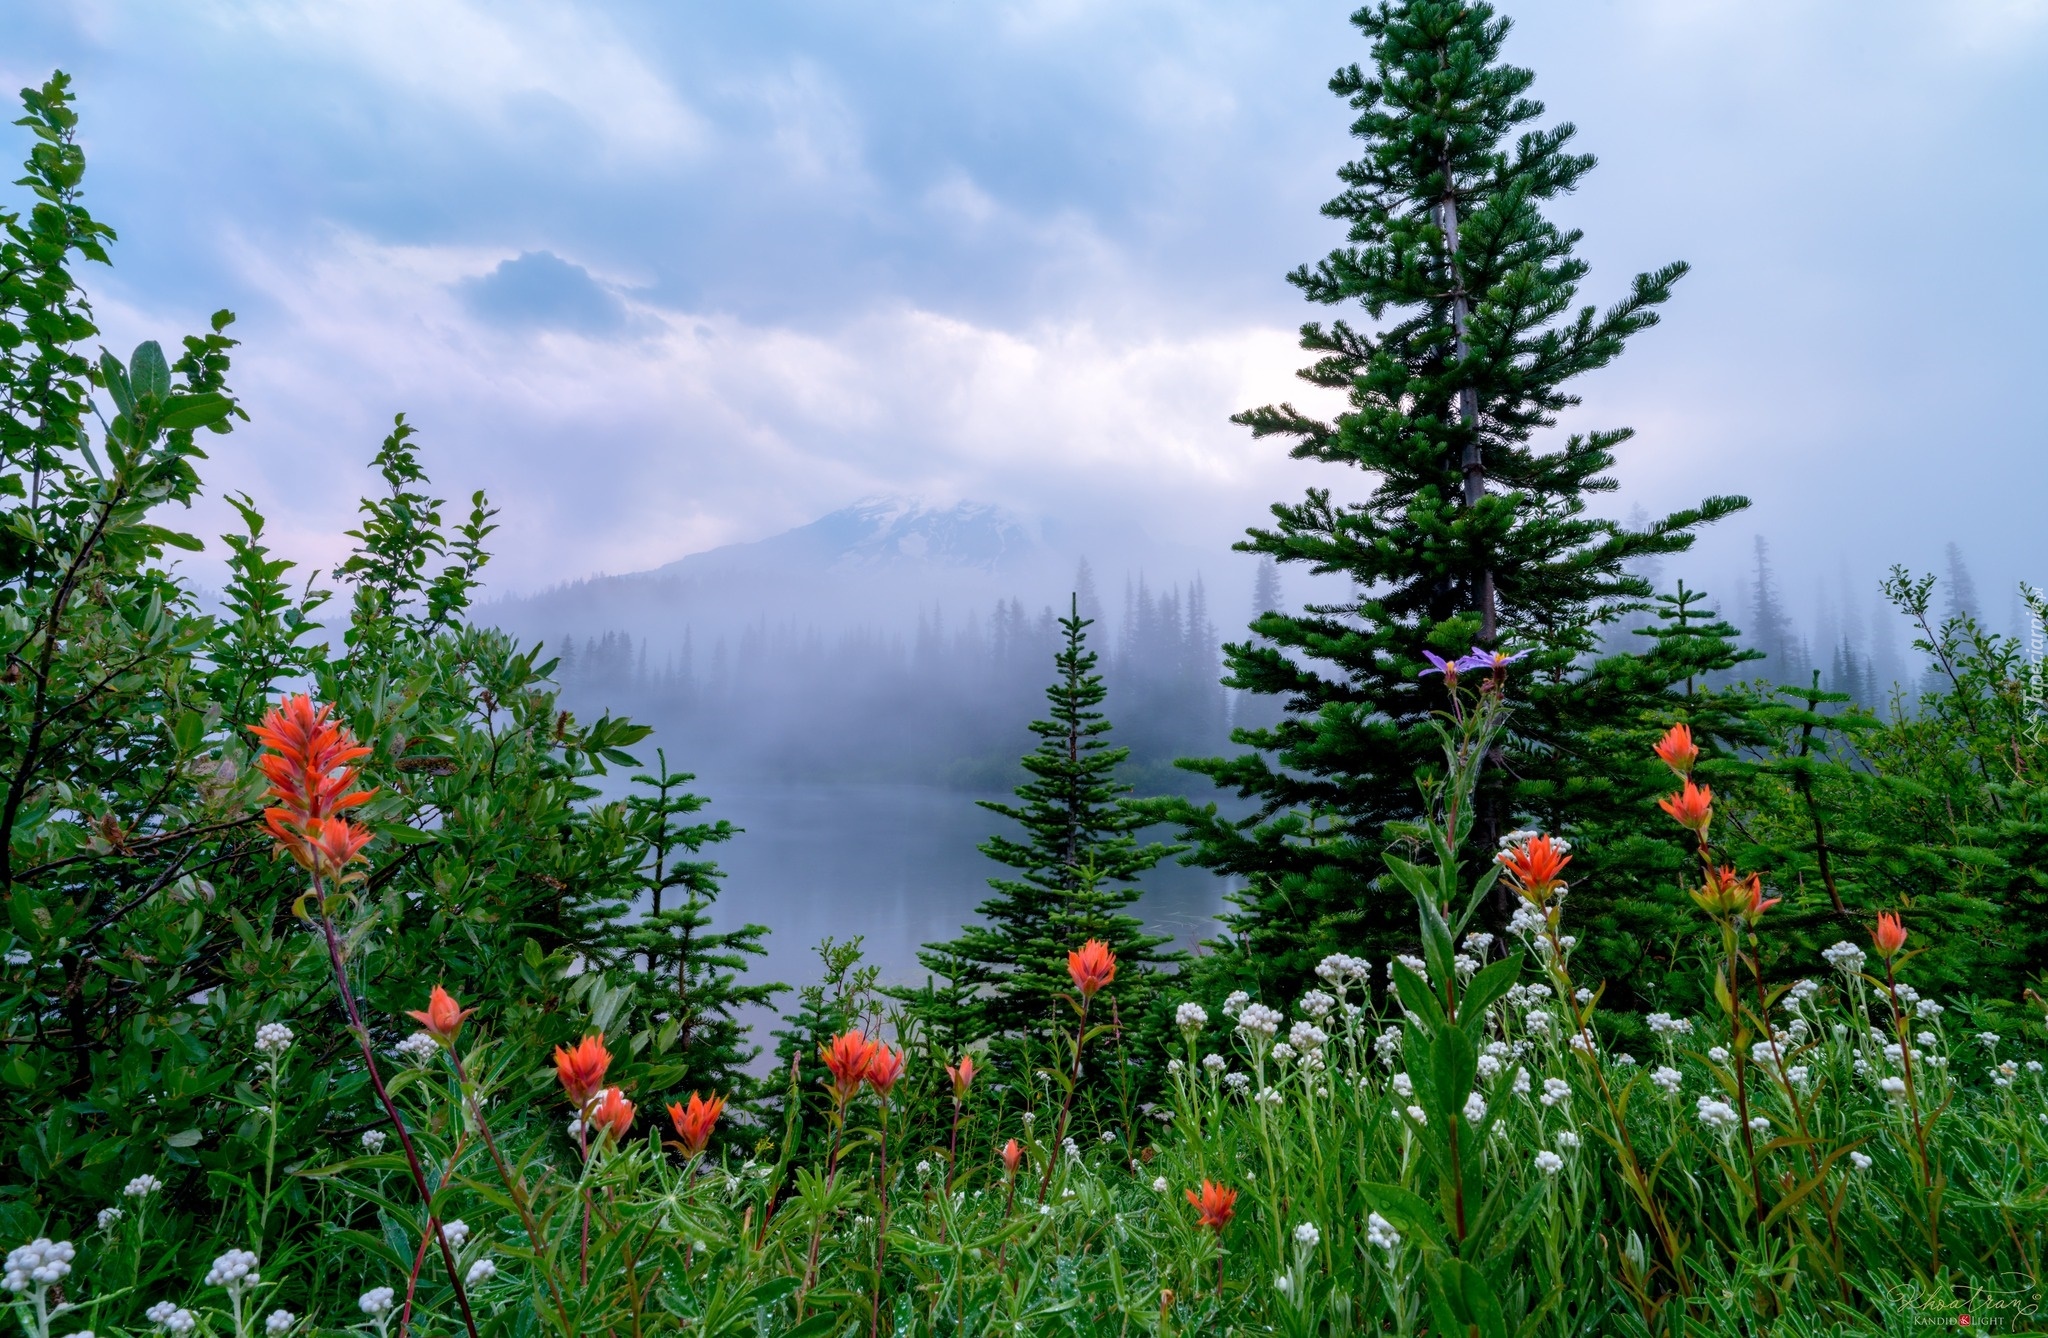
911,599,1180,1061
1167,0,1747,1003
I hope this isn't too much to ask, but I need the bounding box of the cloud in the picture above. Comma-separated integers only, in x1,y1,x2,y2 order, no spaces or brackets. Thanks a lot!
167,229,1336,597
200,0,707,160
458,252,627,336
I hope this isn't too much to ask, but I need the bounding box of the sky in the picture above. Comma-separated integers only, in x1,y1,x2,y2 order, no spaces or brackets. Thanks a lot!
3,0,2046,638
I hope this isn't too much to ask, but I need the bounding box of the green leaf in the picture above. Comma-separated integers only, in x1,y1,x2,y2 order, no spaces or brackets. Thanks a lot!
164,1128,203,1148
1390,960,1446,1033
375,824,438,846
129,340,171,400
1458,952,1522,1030
99,349,133,417
161,391,235,431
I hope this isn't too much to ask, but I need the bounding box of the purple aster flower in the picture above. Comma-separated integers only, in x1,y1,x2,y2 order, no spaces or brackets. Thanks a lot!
1461,647,1528,673
1419,650,1460,681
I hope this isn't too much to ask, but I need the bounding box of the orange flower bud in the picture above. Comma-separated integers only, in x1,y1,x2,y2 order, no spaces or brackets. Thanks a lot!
1657,779,1713,834
1185,1180,1237,1233
1872,912,1908,959
820,1029,878,1105
406,985,475,1044
553,1034,611,1109
865,1043,906,1099
1496,833,1571,902
1653,722,1699,777
667,1092,725,1156
589,1087,635,1141
946,1053,978,1103
1067,939,1117,999
1001,1138,1022,1178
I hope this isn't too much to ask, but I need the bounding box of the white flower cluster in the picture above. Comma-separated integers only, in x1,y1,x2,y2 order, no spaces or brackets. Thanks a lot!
1174,1002,1208,1032
1555,1129,1580,1150
1255,1086,1284,1109
1463,931,1495,954
1315,954,1370,987
1393,954,1428,981
3,1238,73,1292
1365,1212,1401,1252
1462,1092,1487,1124
124,1174,164,1198
1650,1066,1683,1096
1297,990,1335,1019
1696,1097,1739,1130
1645,1012,1692,1037
1221,990,1251,1019
1748,1116,1771,1135
1821,941,1866,974
1236,1003,1282,1040
442,1220,471,1249
96,1207,123,1231
1373,1027,1403,1068
204,1248,260,1291
1454,954,1481,979
1288,1021,1327,1053
394,1031,441,1064
1507,905,1547,937
466,1258,497,1287
1787,978,1821,1004
360,1286,396,1316
1202,1053,1226,1074
146,1301,197,1334
1152,1176,1170,1192
254,1023,294,1058
1975,1031,2002,1051
1850,1151,1873,1171
1293,1222,1321,1248
1223,1072,1251,1093
1533,1150,1564,1175
362,1129,388,1153
1539,1078,1571,1108
266,1309,297,1334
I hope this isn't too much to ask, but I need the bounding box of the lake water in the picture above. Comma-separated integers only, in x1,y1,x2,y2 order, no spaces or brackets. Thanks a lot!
667,779,1234,1004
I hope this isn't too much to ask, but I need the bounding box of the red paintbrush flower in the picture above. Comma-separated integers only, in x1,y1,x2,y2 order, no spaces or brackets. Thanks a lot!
821,1029,879,1105
1873,912,1908,959
249,695,379,880
588,1087,635,1141
1657,779,1714,834
406,985,475,1044
1001,1138,1022,1178
946,1052,978,1103
865,1043,906,1099
667,1092,725,1156
1067,939,1117,1000
1496,833,1571,900
1743,874,1781,921
1653,722,1699,777
1185,1180,1237,1233
1691,864,1750,917
553,1034,611,1109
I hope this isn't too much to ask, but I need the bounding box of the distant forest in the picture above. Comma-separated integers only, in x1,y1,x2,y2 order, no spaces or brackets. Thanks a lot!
549,558,1261,791
549,535,2006,791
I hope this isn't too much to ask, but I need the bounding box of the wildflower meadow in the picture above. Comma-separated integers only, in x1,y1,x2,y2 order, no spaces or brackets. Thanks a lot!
5,4,2048,1335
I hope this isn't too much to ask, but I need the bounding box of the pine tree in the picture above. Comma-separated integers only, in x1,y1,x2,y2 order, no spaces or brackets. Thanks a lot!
915,597,1181,1051
1171,1,1745,991
611,750,783,1101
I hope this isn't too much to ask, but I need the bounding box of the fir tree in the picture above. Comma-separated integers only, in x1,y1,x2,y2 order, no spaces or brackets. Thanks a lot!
916,597,1181,1051
1171,1,1745,994
612,750,783,1101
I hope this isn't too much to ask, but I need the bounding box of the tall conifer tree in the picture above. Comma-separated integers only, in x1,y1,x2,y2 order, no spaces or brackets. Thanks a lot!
1173,1,1746,992
918,598,1180,1050
610,752,783,1100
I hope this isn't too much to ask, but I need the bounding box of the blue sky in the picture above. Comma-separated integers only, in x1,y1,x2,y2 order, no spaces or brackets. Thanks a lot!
4,0,2046,637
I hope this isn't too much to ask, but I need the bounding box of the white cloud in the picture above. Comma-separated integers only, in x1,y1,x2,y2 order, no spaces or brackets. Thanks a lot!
201,0,707,160
158,229,1335,595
